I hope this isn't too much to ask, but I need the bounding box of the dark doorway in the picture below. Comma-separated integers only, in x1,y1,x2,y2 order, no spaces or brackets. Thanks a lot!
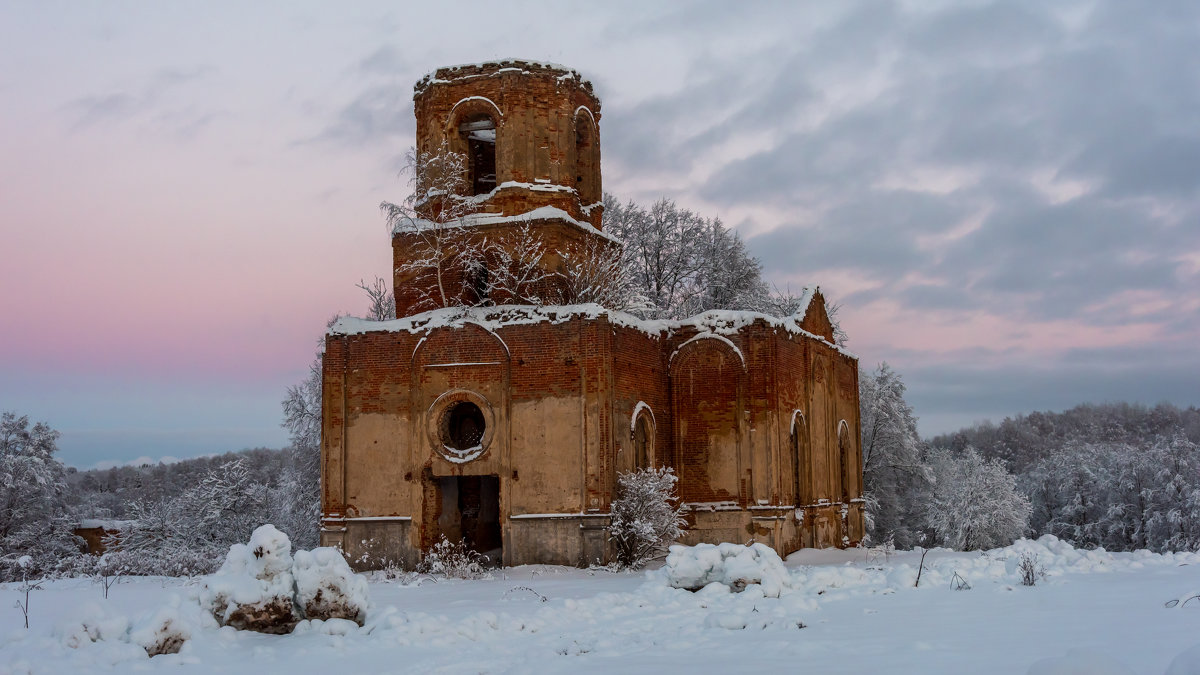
436,475,502,564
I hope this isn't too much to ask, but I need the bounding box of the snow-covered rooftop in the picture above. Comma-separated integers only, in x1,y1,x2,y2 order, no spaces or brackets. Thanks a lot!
330,295,854,359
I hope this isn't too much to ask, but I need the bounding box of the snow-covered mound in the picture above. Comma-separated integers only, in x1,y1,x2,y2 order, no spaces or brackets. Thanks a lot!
294,547,369,625
53,598,210,659
198,524,300,634
664,542,791,598
128,606,194,656
197,525,370,634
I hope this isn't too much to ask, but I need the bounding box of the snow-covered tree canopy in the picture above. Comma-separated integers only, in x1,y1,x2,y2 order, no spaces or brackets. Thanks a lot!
0,411,78,580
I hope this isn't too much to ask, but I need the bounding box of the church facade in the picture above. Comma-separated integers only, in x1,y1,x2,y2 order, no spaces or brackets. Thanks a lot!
320,60,863,568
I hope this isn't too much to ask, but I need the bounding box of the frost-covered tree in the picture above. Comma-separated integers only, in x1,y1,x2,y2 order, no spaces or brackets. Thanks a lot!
926,447,1030,550
382,141,486,311
356,277,396,322
941,404,1200,553
481,225,551,305
603,195,705,317
609,467,686,568
116,458,271,575
0,412,79,580
858,363,929,547
1144,433,1200,552
676,216,766,317
556,235,648,313
600,193,848,339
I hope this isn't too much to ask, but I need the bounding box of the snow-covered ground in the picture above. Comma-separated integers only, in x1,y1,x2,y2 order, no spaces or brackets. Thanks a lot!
3,536,1200,674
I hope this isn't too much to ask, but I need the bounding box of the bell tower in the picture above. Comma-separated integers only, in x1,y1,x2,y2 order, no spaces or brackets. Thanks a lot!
395,60,612,317
412,59,603,226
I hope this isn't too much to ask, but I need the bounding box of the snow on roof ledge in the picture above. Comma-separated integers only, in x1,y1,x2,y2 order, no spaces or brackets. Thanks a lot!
397,206,621,244
415,58,595,96
330,303,856,359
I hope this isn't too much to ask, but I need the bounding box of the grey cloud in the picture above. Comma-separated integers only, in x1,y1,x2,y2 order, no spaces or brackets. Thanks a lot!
317,83,415,147
65,65,218,135
650,1,1200,337
901,346,1200,436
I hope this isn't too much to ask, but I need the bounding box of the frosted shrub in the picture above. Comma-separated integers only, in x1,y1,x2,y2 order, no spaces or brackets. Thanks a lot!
609,467,686,569
417,536,491,579
294,547,369,625
1018,552,1047,587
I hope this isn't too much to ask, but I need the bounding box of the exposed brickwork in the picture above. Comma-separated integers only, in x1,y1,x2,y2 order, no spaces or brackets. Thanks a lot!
321,60,863,568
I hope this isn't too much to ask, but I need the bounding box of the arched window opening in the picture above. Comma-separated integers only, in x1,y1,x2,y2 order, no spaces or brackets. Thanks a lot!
633,414,653,470
792,412,810,507
574,115,598,204
838,421,852,502
459,113,496,196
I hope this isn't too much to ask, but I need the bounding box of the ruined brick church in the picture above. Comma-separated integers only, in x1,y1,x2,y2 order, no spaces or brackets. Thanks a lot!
320,60,863,568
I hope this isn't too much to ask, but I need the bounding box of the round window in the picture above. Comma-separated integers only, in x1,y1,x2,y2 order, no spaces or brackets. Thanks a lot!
427,390,494,464
442,401,485,451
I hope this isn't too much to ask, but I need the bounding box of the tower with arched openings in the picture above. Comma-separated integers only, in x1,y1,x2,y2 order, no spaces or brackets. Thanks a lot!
320,60,863,568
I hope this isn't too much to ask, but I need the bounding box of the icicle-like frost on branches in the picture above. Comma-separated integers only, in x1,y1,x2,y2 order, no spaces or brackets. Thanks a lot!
609,467,686,568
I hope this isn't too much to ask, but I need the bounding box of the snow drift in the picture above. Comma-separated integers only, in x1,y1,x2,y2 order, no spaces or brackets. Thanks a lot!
663,542,791,597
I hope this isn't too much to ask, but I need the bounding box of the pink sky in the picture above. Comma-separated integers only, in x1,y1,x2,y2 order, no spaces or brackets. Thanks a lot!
2,2,1197,467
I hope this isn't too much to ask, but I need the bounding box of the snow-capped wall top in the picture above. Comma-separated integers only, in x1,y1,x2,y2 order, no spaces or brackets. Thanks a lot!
78,519,136,530
415,59,595,98
397,205,622,244
330,302,855,359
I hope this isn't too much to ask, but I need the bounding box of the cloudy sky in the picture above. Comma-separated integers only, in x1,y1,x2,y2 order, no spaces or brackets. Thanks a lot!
1,1,1197,468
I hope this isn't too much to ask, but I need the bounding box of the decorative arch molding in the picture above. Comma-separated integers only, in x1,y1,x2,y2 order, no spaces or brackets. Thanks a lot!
446,95,504,128
669,332,746,370
630,400,656,433
573,105,597,128
410,322,511,366
790,409,806,435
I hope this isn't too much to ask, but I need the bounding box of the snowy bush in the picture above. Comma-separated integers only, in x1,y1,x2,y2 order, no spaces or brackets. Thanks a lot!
198,524,300,634
294,547,369,625
926,447,1030,550
1018,551,1047,587
609,467,686,568
664,542,791,598
417,535,491,579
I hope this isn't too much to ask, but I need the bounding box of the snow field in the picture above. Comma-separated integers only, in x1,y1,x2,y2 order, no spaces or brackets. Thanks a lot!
3,536,1200,674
